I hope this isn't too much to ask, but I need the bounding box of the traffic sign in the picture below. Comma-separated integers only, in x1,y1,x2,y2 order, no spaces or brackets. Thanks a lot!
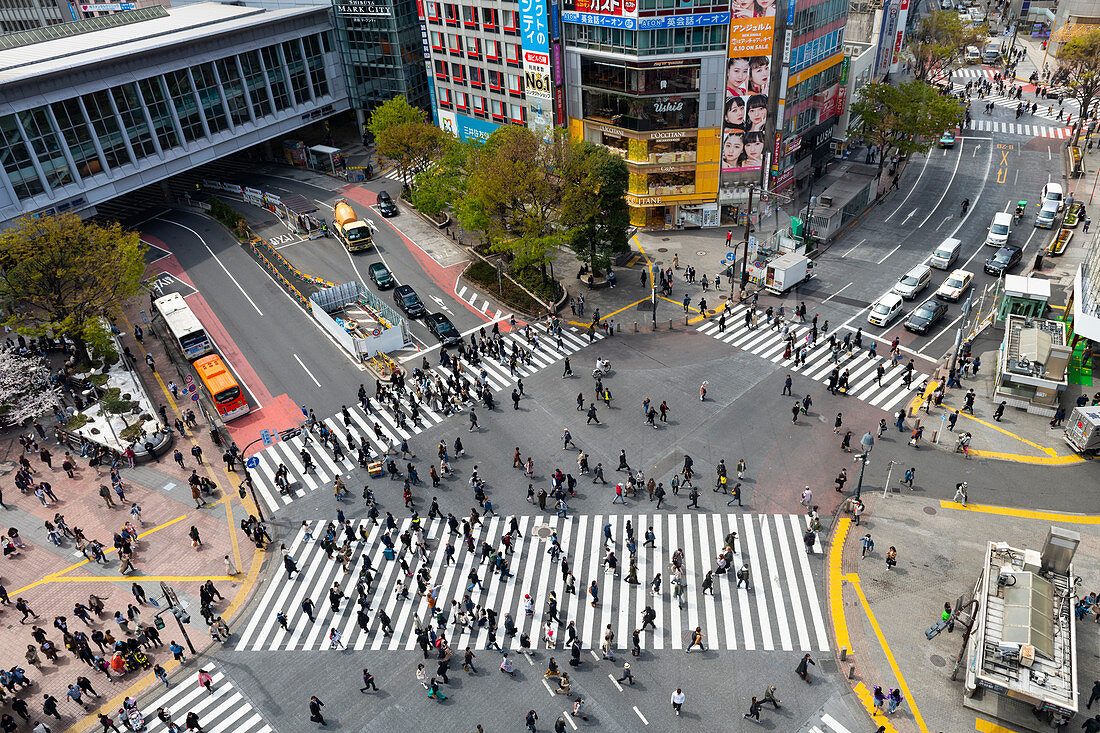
187,384,197,393
724,252,736,263
191,394,199,401
261,429,272,446
246,456,260,469
185,376,194,385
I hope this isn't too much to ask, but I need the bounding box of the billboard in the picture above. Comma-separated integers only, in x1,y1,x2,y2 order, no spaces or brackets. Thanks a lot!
721,7,776,175
562,0,636,15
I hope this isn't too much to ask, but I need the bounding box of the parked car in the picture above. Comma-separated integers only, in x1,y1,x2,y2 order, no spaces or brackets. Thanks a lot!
868,292,905,327
392,284,425,317
368,262,395,289
984,244,1023,276
376,190,399,217
936,269,973,301
904,298,949,335
426,313,461,347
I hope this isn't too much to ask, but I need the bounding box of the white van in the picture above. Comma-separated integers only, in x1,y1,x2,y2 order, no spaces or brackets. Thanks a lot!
930,237,962,269
893,264,933,299
868,293,905,327
1041,182,1065,212
965,45,981,62
986,211,1012,246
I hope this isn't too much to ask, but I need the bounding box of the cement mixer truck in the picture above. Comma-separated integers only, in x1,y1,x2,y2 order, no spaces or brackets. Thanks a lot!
333,199,374,252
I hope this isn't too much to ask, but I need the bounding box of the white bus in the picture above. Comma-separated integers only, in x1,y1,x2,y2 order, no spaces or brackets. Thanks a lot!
154,292,213,360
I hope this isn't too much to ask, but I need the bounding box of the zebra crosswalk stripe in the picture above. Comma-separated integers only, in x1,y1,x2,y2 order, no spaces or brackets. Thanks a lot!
247,322,601,513
234,513,827,652
695,310,924,412
138,664,271,733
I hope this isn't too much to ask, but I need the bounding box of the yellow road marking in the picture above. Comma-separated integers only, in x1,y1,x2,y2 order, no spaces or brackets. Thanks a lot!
939,500,1100,524
565,296,652,330
844,572,929,732
933,398,1088,465
11,514,188,595
976,718,1025,733
853,682,901,733
828,518,852,654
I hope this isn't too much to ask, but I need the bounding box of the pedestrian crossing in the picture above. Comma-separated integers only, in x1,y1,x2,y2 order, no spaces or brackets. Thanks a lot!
951,67,995,80
247,321,601,514
234,512,829,653
455,284,506,320
806,713,856,733
138,663,272,733
695,305,926,413
965,119,1073,138
948,78,1080,120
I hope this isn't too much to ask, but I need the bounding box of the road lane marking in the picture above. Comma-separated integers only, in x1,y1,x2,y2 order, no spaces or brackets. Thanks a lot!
633,706,649,725
885,153,931,222
608,674,623,692
920,138,966,227
876,243,902,265
563,712,578,729
293,353,322,387
157,217,264,316
842,239,866,257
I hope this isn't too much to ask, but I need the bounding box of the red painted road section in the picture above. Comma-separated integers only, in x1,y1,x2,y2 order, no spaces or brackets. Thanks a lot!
142,233,302,448
338,184,521,329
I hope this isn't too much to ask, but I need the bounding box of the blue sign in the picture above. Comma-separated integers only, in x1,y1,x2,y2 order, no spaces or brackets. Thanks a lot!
725,252,736,262
521,0,550,54
260,429,272,446
246,456,260,469
190,394,199,401
454,113,501,142
561,10,729,30
550,0,560,39
787,0,795,24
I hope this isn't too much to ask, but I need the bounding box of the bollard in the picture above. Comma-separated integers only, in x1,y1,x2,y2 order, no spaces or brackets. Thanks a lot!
839,648,848,661
668,319,674,330
684,315,689,326
848,664,855,679
633,321,638,333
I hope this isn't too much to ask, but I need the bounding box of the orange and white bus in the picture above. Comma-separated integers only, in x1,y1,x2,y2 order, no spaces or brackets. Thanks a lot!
192,354,250,421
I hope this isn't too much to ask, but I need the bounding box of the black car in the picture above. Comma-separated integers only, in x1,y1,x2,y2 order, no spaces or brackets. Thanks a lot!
903,298,948,335
368,262,394,289
426,313,461,347
376,190,398,217
392,284,425,318
984,244,1023,276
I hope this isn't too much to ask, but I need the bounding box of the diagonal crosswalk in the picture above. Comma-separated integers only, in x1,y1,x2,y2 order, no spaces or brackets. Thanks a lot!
138,663,272,733
694,306,926,413
247,321,602,514
455,284,506,320
234,512,829,653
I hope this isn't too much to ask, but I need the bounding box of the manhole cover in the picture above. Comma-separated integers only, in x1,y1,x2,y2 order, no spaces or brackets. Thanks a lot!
707,309,716,314
930,654,946,667
657,247,669,252
662,238,670,242
923,506,938,515
655,260,663,265
534,525,553,539
696,251,707,256
719,295,728,301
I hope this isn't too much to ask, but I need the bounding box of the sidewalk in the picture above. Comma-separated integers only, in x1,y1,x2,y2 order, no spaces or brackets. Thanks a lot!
826,490,1100,733
0,295,264,732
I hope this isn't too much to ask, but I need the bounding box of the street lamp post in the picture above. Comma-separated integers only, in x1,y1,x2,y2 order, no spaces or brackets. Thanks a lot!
854,431,874,500
853,451,870,500
237,427,301,522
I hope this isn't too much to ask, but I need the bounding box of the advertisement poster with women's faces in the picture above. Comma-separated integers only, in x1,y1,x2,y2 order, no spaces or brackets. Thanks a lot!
721,0,777,174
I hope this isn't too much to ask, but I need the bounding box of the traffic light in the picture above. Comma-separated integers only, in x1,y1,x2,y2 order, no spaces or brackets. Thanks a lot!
154,616,165,630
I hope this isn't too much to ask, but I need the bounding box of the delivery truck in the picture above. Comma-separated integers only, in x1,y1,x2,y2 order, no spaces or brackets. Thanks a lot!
761,251,814,294
333,200,374,252
1063,405,1100,454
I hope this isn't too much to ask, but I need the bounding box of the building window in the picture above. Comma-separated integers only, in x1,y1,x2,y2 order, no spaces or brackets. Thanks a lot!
506,72,523,96
81,90,132,169
282,40,311,104
239,50,272,118
444,3,458,24
50,98,103,177
432,31,445,50
164,70,205,143
448,33,463,54
426,1,439,20
457,92,469,110
0,114,44,200
486,39,501,62
435,59,449,80
110,84,157,160
462,4,477,26
17,107,73,189
261,46,292,111
452,63,466,84
136,77,181,152
215,58,251,127
510,103,525,123
303,34,329,98
489,70,503,91
439,87,452,107
491,100,504,120
473,95,485,113
503,9,518,33
581,88,700,131
505,42,521,66
467,37,482,59
470,66,484,87
191,63,229,134
481,7,497,29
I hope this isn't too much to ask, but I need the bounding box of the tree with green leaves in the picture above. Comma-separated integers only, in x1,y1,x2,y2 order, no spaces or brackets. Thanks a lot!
367,96,444,187
907,11,986,86
848,81,964,192
410,135,474,217
458,126,565,278
559,141,630,271
0,214,146,361
1056,27,1100,146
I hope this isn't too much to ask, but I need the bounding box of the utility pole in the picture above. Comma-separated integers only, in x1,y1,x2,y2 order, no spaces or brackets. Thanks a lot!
740,184,755,295
160,582,196,654
238,427,301,522
948,290,974,387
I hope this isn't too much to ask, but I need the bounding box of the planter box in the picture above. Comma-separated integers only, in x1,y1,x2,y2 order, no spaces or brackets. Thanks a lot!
1050,227,1072,255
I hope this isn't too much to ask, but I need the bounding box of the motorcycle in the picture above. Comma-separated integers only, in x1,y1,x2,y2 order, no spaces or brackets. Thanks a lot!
1013,201,1027,225
592,358,611,378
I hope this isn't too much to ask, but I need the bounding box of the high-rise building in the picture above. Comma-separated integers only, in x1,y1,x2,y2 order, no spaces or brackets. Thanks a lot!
1,0,170,35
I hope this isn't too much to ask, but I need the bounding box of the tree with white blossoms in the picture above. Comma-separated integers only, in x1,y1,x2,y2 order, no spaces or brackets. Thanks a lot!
0,349,62,426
